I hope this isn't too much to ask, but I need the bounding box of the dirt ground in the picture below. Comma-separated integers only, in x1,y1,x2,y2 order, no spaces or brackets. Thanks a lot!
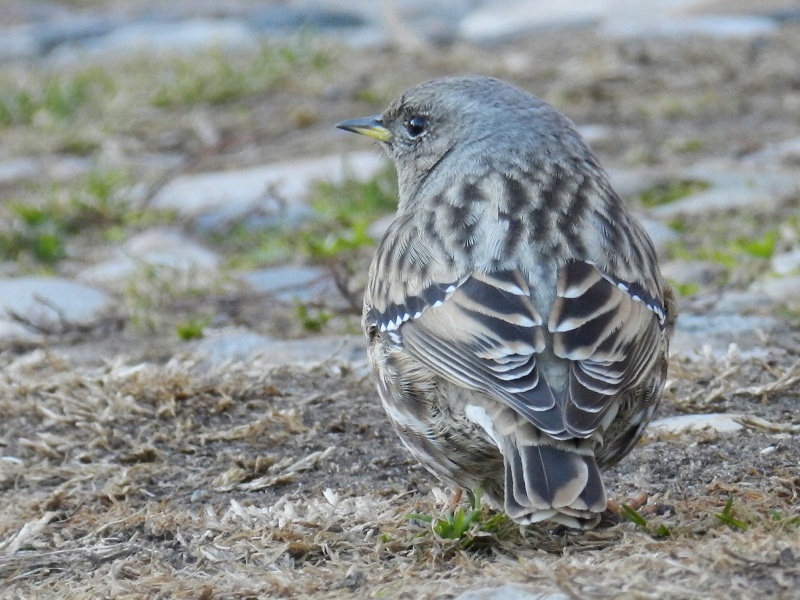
1,20,800,600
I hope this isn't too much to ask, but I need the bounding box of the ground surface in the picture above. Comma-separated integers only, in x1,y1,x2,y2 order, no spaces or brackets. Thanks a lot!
1,2,800,599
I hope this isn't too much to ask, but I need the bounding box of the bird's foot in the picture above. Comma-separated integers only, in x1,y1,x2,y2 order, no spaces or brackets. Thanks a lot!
444,488,464,512
607,491,649,514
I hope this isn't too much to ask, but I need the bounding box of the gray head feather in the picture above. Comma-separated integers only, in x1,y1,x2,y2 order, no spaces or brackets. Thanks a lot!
376,76,592,207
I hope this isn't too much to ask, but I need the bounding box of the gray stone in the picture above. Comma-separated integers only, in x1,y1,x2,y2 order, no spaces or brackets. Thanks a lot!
0,158,39,184
605,167,666,199
745,137,800,166
749,275,800,306
576,124,615,146
636,216,679,256
660,260,724,286
69,19,260,57
240,265,344,305
771,249,800,275
194,200,315,234
0,25,41,60
193,332,366,370
742,137,800,166
679,165,798,199
44,156,93,181
602,15,778,39
650,186,777,219
248,6,366,31
459,1,603,42
456,584,569,600
37,16,117,54
367,214,395,242
713,290,778,314
670,313,779,358
0,277,113,342
648,413,744,435
151,152,385,228
78,228,220,287
192,331,275,369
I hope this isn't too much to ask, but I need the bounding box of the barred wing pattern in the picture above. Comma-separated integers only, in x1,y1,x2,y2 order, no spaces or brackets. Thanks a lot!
369,261,666,443
550,260,668,438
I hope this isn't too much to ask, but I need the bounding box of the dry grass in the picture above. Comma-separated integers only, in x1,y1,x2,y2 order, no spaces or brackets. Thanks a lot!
0,344,798,599
1,14,800,600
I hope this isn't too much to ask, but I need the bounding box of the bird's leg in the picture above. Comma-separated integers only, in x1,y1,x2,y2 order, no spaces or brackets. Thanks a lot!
607,491,650,514
444,487,463,512
445,487,463,511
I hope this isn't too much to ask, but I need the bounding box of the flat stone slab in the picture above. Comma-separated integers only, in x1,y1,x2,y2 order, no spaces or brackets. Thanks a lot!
670,313,780,358
192,332,367,370
55,19,260,58
240,265,350,307
601,15,778,38
648,413,744,435
750,275,800,307
0,277,114,343
650,186,778,219
78,228,220,287
456,585,569,600
151,152,386,230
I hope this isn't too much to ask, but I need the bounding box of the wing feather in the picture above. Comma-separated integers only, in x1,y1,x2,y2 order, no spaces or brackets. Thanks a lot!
367,261,667,440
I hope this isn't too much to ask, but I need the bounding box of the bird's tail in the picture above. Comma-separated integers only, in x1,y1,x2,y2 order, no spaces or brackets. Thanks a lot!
502,436,607,529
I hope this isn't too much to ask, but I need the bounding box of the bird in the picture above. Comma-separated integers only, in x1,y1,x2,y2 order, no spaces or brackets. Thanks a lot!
336,76,675,529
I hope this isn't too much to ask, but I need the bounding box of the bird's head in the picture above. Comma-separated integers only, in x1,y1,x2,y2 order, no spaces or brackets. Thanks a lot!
337,76,583,204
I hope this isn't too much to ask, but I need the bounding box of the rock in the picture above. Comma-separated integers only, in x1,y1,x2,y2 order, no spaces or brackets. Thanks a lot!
576,124,615,146
37,16,117,54
248,6,366,31
749,275,800,306
636,216,679,256
55,19,260,58
459,1,603,43
742,136,800,166
78,228,220,287
0,158,39,185
192,332,366,370
192,331,274,369
712,290,778,314
151,152,385,231
670,313,779,358
455,585,569,600
648,413,744,435
0,277,114,343
660,260,725,286
771,249,800,275
601,15,778,39
649,186,777,219
0,25,40,60
194,201,314,234
679,166,798,199
240,265,346,306
367,214,395,241
43,156,93,180
605,167,666,199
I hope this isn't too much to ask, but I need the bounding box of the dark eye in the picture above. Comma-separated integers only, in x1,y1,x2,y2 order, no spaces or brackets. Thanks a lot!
406,115,428,138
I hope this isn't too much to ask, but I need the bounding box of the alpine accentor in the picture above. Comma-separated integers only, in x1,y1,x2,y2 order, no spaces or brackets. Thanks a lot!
337,76,675,528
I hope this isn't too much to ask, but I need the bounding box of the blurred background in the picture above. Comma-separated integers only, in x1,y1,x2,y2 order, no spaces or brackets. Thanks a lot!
0,0,798,359
1,2,800,598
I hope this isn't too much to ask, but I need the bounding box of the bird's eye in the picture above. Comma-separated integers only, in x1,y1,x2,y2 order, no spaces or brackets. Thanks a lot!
406,115,428,138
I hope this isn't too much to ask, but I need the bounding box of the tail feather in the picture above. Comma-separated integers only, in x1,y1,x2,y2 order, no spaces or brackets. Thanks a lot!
503,439,606,528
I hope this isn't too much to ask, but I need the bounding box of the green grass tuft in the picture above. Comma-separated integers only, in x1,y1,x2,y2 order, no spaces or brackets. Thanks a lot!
404,491,514,549
151,40,330,108
715,496,748,531
176,316,211,340
619,504,648,528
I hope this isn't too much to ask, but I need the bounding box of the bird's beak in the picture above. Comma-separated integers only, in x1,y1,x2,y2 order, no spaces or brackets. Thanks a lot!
336,115,393,142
